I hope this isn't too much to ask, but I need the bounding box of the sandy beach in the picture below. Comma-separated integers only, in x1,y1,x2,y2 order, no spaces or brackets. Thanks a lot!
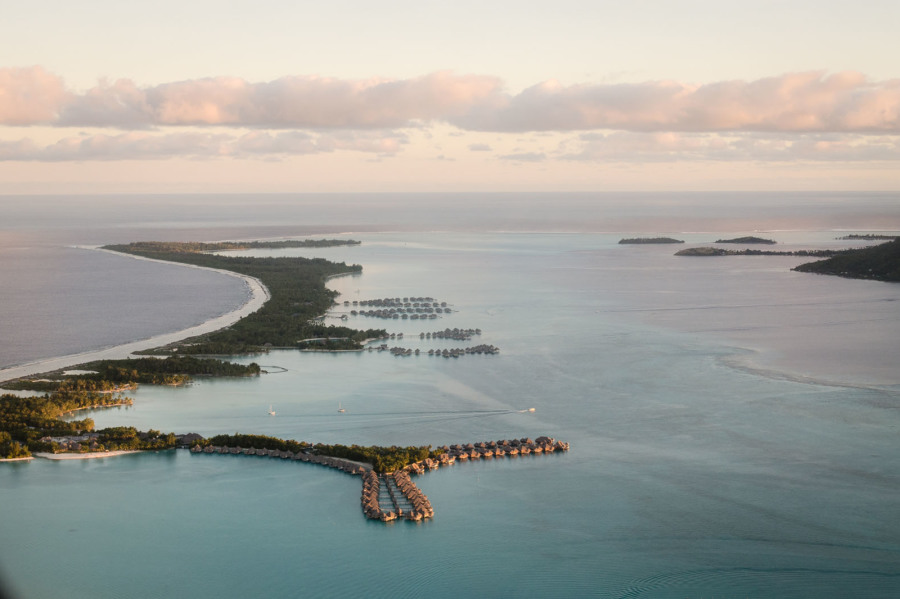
0,246,270,384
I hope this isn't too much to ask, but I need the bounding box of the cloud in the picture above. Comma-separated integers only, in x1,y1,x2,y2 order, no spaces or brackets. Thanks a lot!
1,68,503,129
4,129,894,164
0,132,230,161
0,130,407,161
498,152,547,162
2,67,898,135
0,66,69,125
2,67,898,166
562,132,900,162
235,130,406,155
454,72,900,133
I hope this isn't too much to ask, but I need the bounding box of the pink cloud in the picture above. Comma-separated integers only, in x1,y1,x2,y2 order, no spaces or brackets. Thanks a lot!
1,67,898,136
0,66,69,124
55,71,503,129
562,132,900,162
455,71,900,134
0,130,406,161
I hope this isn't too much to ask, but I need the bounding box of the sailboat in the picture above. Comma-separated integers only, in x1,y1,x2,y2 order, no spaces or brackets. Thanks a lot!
337,402,346,413
268,405,276,416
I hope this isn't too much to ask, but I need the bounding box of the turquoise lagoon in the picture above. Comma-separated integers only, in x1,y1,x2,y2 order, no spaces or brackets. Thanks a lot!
1,196,900,598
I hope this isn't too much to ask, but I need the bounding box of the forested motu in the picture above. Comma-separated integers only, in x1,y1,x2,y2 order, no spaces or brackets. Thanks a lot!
793,238,900,282
110,239,361,253
3,356,262,391
104,240,386,353
675,239,900,280
0,379,178,458
1,239,389,458
199,433,440,473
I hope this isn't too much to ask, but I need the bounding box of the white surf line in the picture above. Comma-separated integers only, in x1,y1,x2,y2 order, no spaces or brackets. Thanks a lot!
0,246,270,384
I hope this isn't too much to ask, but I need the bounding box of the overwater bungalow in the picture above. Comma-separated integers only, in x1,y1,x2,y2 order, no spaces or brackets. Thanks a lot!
193,433,568,524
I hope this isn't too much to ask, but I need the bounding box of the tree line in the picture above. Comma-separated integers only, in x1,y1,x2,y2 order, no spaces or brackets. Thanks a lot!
105,242,386,354
793,239,900,282
0,354,264,457
197,433,439,473
111,239,360,254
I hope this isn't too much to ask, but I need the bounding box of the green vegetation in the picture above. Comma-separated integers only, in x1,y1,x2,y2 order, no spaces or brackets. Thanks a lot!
793,239,900,282
619,237,684,244
79,356,261,384
715,236,777,244
675,239,900,282
2,378,124,393
0,380,171,458
0,385,179,458
676,247,846,257
836,234,899,241
0,431,30,459
203,433,311,453
3,356,260,392
96,426,177,451
312,442,439,473
0,356,262,457
199,433,440,473
104,241,385,354
111,239,360,254
0,238,394,458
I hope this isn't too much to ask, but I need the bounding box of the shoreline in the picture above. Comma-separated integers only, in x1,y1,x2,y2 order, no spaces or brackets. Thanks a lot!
60,401,133,416
32,450,143,460
0,247,271,384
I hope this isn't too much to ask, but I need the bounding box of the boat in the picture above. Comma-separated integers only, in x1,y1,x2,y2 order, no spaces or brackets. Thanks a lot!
338,402,346,413
268,405,276,416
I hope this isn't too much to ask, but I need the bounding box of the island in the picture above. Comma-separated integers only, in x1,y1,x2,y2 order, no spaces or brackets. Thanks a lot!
0,355,265,458
793,239,900,282
119,239,362,252
672,238,900,283
675,248,844,257
104,240,385,354
715,236,776,244
190,433,569,522
1,235,567,525
835,234,899,241
3,238,379,459
619,237,685,244
0,383,172,459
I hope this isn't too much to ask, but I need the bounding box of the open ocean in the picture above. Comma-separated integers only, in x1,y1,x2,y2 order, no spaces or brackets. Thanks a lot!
1,192,899,598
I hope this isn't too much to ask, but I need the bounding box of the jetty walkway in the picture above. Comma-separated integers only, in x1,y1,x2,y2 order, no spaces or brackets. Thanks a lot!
191,436,569,523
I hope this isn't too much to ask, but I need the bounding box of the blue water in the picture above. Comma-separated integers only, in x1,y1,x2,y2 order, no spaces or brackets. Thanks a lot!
1,194,900,598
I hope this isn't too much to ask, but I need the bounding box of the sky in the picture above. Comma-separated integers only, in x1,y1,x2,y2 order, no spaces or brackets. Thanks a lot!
1,0,898,193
